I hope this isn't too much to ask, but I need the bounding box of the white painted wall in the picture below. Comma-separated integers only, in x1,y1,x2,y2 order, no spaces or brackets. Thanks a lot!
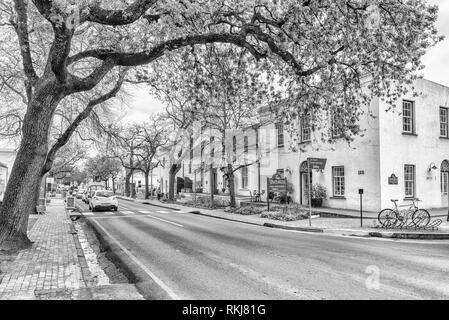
379,79,449,210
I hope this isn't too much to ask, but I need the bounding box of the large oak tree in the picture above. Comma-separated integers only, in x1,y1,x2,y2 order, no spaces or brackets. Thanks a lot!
0,0,441,250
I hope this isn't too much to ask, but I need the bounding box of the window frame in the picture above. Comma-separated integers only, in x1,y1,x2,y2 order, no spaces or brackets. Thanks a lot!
331,109,345,139
440,107,448,138
244,136,249,154
241,166,248,189
441,171,449,194
402,100,416,134
404,164,416,199
210,136,215,159
276,123,284,148
301,114,311,142
332,166,345,197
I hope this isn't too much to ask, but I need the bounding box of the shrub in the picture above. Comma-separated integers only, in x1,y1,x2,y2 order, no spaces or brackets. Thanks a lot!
305,183,327,200
184,196,229,209
260,210,308,222
232,206,265,215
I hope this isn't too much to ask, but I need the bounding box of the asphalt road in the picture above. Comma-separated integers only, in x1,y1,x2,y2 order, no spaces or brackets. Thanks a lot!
76,199,449,300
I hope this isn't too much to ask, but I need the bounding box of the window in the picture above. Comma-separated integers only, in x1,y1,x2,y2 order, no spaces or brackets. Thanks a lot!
232,136,237,162
441,172,448,194
241,166,248,189
210,136,215,159
301,114,311,142
276,123,284,147
332,166,345,197
440,107,448,138
404,165,416,198
331,109,344,138
403,100,415,134
200,141,205,158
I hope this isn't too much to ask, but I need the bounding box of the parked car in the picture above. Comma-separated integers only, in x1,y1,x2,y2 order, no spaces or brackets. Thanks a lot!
89,190,118,212
82,191,89,203
76,189,85,199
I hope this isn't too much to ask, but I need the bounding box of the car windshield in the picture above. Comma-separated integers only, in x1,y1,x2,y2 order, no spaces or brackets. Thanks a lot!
96,191,114,198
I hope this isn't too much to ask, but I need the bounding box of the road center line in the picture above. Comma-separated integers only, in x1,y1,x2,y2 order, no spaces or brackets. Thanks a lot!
146,215,184,228
89,218,180,300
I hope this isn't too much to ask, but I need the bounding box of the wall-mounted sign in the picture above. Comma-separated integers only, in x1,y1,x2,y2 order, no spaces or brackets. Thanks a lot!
388,174,399,185
307,158,327,170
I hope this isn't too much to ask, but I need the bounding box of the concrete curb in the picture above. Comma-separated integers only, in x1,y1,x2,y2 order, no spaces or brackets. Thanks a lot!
116,196,449,240
84,218,172,300
263,223,324,233
367,231,449,240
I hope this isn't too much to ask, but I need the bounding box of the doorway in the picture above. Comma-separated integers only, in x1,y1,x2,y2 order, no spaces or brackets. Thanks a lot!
212,169,218,195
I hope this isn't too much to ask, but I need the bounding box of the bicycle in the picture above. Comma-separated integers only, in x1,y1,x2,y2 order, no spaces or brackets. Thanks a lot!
378,198,431,229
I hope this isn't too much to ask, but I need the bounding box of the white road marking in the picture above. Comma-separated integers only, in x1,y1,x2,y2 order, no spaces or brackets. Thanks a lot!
139,210,153,214
121,211,136,215
82,212,94,216
146,215,184,228
89,218,180,300
103,212,115,215
157,211,169,214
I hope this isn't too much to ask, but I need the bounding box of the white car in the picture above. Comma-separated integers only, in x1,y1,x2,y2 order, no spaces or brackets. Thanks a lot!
89,190,118,212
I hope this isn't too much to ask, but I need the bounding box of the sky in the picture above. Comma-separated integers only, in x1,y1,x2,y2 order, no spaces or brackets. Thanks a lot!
121,0,449,125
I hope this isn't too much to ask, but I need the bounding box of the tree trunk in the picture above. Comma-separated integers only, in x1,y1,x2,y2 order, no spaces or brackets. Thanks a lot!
0,85,63,251
112,178,116,194
228,164,236,208
210,164,214,207
168,164,181,201
144,171,150,200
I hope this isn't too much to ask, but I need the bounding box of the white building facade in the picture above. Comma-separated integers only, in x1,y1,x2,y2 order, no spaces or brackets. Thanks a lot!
161,79,449,212
0,148,17,201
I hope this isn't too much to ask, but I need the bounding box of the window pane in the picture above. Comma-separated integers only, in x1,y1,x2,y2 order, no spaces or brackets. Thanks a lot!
332,167,345,197
403,101,414,133
276,123,284,147
301,115,311,142
440,108,448,137
404,165,415,197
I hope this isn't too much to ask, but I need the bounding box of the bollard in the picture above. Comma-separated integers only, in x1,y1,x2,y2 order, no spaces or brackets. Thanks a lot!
359,189,364,228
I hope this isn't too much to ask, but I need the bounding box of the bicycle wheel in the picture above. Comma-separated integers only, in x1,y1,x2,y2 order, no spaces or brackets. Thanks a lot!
378,209,397,228
412,209,431,228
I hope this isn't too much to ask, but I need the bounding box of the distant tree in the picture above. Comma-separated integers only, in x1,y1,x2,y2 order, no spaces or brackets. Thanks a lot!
86,156,121,193
108,124,144,197
146,45,273,206
134,115,170,199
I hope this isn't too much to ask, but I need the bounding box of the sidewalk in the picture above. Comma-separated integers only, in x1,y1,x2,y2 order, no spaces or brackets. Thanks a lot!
0,199,143,300
119,196,449,239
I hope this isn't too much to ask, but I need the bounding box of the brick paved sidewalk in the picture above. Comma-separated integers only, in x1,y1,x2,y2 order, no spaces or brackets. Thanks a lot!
0,199,91,299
